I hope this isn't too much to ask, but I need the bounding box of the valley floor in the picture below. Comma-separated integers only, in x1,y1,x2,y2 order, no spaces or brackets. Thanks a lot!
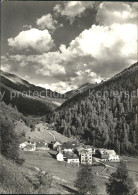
20,150,107,194
19,149,138,194
17,122,138,194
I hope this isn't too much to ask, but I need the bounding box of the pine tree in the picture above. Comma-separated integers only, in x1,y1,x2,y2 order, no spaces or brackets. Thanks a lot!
75,164,97,195
1,116,19,161
106,160,137,195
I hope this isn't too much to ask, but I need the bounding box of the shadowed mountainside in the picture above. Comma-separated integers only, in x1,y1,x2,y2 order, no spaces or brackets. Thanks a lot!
48,62,138,155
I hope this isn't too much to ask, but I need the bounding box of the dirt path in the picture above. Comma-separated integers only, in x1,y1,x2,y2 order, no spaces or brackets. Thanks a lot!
48,131,56,141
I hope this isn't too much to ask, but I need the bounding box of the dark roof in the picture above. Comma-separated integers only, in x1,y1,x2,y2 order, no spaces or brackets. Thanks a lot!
56,151,63,155
101,154,109,159
79,149,92,154
61,141,79,150
36,142,47,147
64,153,79,159
61,143,75,149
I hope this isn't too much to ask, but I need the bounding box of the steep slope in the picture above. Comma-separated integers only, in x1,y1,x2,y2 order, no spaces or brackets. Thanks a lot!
1,70,65,99
64,82,95,99
0,154,33,194
49,62,138,155
0,70,66,115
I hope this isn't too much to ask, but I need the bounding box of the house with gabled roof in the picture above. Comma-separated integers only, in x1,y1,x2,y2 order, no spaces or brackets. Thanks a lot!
59,140,79,153
56,151,64,161
60,142,75,153
36,141,49,150
23,144,36,151
64,153,79,164
50,141,62,150
84,145,96,154
97,148,120,162
19,141,29,149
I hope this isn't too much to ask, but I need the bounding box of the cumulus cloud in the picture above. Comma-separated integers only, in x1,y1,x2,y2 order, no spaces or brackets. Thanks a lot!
3,53,66,77
53,1,94,24
69,24,137,57
67,23,137,78
4,18,137,92
96,2,137,25
36,13,58,31
8,28,54,52
4,2,137,93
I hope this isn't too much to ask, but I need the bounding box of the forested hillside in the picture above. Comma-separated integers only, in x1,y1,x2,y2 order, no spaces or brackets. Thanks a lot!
64,82,95,99
1,84,56,115
0,70,66,115
48,62,138,155
1,70,65,99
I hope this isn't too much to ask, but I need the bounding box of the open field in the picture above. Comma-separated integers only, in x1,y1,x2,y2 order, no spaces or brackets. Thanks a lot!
15,121,72,143
20,150,108,194
17,121,138,194
19,149,138,194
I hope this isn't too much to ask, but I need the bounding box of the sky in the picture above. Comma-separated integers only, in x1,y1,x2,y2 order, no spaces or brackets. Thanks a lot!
1,1,137,93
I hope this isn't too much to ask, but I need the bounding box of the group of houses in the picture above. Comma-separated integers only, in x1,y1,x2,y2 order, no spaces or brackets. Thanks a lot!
19,141,49,151
19,139,120,164
56,142,120,164
96,148,120,162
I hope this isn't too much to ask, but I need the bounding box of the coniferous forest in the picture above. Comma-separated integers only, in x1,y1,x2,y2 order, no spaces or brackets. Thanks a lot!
48,62,138,155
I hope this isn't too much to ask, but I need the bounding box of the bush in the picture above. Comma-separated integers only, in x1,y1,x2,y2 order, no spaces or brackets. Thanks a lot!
25,170,53,193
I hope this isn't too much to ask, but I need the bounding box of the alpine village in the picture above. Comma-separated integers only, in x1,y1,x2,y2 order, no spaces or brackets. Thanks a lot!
0,62,138,195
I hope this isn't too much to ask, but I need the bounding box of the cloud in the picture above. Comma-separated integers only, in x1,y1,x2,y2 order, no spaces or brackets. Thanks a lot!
53,1,94,24
67,23,137,78
69,23,136,58
8,28,54,52
4,19,137,92
32,52,66,76
38,81,78,93
96,2,137,25
4,2,137,93
36,13,58,31
1,56,11,72
3,53,66,77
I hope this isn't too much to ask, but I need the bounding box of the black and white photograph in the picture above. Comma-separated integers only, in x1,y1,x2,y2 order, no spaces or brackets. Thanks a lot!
0,1,138,194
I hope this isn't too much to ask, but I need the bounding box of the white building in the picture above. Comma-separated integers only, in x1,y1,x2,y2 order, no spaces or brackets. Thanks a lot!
67,157,79,164
23,144,36,151
64,153,80,164
56,152,64,161
80,150,93,164
19,142,28,149
108,154,120,162
52,141,62,150
98,149,120,162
